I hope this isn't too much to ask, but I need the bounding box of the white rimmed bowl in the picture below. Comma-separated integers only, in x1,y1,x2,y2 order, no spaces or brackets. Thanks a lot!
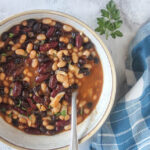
0,10,116,150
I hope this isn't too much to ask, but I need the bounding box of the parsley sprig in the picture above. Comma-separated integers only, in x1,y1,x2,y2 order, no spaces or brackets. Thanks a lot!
95,0,123,39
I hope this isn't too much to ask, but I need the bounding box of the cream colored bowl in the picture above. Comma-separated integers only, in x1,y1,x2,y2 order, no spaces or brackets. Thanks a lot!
0,10,116,150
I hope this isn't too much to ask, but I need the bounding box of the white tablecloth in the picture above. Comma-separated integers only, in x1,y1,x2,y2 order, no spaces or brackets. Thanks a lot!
0,0,150,149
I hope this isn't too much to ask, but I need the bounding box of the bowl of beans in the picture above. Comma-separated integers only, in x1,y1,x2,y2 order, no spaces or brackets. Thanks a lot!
0,10,116,150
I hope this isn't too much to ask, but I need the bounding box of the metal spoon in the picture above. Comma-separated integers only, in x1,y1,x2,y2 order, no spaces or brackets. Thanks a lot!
69,91,79,150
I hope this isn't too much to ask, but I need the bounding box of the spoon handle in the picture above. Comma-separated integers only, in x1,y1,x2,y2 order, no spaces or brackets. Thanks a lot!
69,92,78,150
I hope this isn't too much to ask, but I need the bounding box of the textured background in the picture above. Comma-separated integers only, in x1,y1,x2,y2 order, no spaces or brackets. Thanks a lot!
0,0,150,149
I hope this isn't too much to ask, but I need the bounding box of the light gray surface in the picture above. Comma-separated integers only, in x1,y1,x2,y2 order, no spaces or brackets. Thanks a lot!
0,0,150,149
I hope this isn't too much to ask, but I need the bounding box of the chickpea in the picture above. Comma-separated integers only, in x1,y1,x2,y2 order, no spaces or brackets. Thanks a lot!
57,61,66,68
51,21,56,26
62,100,68,106
41,82,47,93
93,95,97,101
63,82,69,88
67,43,73,50
63,25,72,32
46,125,54,130
22,20,27,26
59,115,64,120
8,98,14,105
0,97,2,103
26,43,33,53
79,101,86,107
30,114,36,124
27,72,33,77
3,80,9,87
4,87,9,94
0,41,4,48
72,52,78,63
52,62,58,71
64,124,71,130
12,43,21,51
83,37,89,43
1,56,6,62
19,117,27,124
30,50,37,59
77,116,83,124
3,97,7,103
8,40,14,45
9,76,13,81
83,50,90,57
43,120,49,126
84,108,90,114
15,49,27,56
13,114,18,119
32,58,38,68
23,68,29,75
37,34,46,41
5,116,12,123
23,77,30,83
64,115,70,121
19,34,26,44
6,110,12,115
42,18,52,24
77,52,82,57
59,36,69,43
0,72,5,80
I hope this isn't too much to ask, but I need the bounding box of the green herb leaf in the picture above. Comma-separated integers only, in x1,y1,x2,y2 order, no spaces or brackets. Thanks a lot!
48,105,51,109
40,40,45,45
0,108,6,113
61,110,67,117
9,33,14,38
22,107,26,111
95,0,123,39
114,30,123,37
16,99,22,107
55,112,61,117
101,9,109,18
8,113,12,118
1,53,7,56
80,107,84,115
9,88,13,96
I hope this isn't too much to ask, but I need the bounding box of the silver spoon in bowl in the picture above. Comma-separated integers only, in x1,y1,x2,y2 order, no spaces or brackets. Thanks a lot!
69,91,79,150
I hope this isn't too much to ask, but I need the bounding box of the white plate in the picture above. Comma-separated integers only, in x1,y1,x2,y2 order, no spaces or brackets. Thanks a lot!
0,10,116,150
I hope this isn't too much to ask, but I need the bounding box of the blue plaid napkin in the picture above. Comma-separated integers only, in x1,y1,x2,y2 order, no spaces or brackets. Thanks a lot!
90,21,150,150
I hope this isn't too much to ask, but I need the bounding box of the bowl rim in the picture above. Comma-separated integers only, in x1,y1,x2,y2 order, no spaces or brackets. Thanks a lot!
0,9,116,150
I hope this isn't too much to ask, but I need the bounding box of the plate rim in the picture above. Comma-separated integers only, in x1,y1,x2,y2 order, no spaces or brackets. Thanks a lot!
0,9,116,150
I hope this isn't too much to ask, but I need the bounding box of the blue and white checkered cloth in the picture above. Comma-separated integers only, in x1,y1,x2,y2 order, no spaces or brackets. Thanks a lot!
90,22,150,150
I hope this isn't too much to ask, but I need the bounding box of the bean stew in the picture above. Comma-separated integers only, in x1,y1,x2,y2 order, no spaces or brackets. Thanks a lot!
0,18,103,135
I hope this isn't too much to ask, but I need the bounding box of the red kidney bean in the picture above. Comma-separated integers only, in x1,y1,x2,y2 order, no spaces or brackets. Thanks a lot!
14,107,27,115
51,89,57,98
25,58,32,66
33,95,43,103
35,74,49,83
38,53,50,63
10,25,20,35
46,27,55,38
13,82,22,97
27,98,36,109
56,120,70,127
49,75,57,89
24,128,41,134
40,42,58,51
4,61,16,75
76,34,83,48
23,27,32,33
38,62,52,74
13,68,23,77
